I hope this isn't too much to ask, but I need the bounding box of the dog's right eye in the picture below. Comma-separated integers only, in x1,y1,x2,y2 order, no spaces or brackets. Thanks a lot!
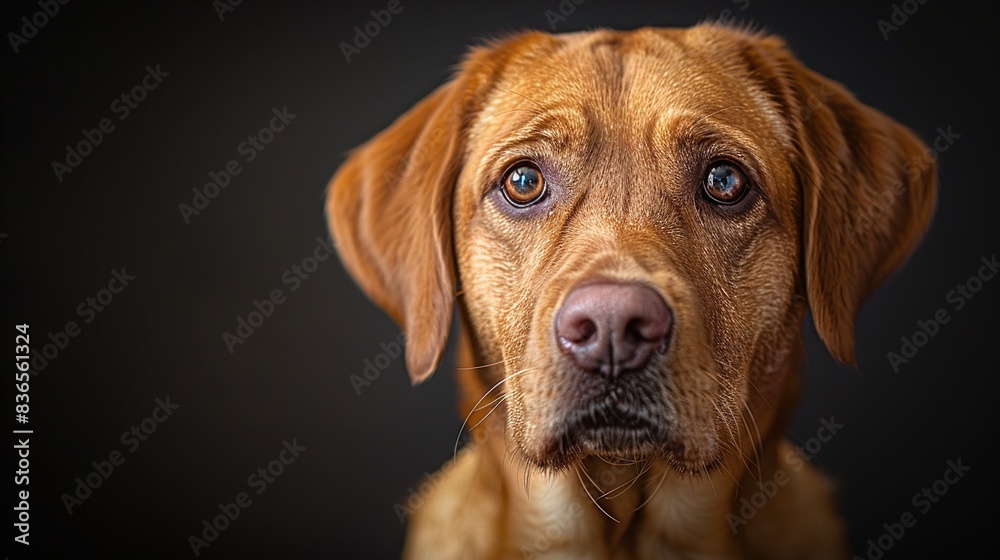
702,161,749,205
502,162,546,207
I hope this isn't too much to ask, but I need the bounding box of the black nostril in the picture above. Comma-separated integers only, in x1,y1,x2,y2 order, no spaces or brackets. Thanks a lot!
558,318,597,357
625,319,646,343
625,316,668,346
560,317,597,344
576,319,597,342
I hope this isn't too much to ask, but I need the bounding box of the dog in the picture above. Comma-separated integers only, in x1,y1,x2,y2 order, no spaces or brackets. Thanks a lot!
326,24,936,559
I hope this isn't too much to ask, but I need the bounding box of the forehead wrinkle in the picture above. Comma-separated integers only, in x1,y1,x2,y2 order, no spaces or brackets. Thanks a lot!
614,35,793,153
581,38,628,116
651,109,777,171
476,33,660,153
469,31,792,194
471,103,589,180
646,107,705,156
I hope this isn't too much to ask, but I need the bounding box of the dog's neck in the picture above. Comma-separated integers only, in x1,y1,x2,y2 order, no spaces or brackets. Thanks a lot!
476,423,774,559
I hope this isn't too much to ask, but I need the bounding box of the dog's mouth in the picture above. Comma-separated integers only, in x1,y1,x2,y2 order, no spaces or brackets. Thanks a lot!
543,396,668,465
521,368,724,472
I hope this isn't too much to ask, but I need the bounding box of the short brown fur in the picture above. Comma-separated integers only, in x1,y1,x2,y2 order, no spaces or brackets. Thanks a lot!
327,24,936,559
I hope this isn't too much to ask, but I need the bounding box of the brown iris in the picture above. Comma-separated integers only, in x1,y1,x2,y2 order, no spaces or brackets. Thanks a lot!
703,162,748,204
502,162,546,206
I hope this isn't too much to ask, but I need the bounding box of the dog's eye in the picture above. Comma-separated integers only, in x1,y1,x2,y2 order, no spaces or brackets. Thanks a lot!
703,162,748,204
502,162,546,206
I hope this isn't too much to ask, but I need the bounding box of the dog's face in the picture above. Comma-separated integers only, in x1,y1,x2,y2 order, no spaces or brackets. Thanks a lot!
452,29,810,472
328,26,935,473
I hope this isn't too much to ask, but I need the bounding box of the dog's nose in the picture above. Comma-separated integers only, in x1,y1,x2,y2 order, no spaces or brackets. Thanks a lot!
555,282,672,378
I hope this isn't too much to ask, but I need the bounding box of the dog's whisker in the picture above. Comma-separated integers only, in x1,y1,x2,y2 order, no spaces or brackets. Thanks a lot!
745,377,784,421
620,460,654,495
710,355,785,434
740,400,766,489
455,359,506,371
525,466,536,494
597,455,639,467
713,400,739,446
722,399,744,449
575,466,620,523
468,395,507,431
454,366,538,459
596,472,633,500
714,337,786,426
492,107,546,119
730,423,758,486
493,85,547,110
703,464,719,499
724,398,759,486
601,460,654,500
578,461,606,496
633,465,670,512
470,393,506,414
691,105,740,126
716,458,743,492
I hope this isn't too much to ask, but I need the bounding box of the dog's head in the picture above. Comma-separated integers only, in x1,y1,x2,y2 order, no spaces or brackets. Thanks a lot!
327,26,936,473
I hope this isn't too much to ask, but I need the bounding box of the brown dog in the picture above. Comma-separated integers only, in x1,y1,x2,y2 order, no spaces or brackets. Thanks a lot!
326,24,936,559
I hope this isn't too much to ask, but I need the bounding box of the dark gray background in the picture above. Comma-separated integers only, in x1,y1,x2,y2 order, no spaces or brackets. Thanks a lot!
2,1,996,558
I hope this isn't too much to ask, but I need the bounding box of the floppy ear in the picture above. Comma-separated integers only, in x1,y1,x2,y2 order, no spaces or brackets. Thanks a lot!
747,34,937,365
327,33,555,383
325,36,527,384
326,78,466,384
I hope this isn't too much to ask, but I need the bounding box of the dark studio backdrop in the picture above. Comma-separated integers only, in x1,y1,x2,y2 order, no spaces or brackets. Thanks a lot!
1,1,997,558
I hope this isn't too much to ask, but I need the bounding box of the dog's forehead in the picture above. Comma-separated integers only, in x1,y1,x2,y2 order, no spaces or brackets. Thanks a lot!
473,28,791,151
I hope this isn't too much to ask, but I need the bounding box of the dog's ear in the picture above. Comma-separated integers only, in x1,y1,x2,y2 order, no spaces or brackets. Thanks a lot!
326,80,463,385
745,33,937,365
326,41,524,384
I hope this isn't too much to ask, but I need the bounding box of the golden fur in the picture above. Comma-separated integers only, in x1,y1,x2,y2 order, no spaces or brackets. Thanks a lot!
327,24,936,559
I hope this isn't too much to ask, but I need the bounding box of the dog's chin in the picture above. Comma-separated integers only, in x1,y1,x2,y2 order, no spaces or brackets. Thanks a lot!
524,436,722,475
521,406,721,474
521,407,723,475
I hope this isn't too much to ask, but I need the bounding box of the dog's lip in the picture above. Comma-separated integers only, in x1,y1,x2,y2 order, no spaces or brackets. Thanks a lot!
531,399,728,473
549,399,666,458
567,400,660,432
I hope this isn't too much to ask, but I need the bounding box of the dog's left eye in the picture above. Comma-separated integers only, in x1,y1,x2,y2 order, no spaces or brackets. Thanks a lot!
703,162,748,205
502,162,546,206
